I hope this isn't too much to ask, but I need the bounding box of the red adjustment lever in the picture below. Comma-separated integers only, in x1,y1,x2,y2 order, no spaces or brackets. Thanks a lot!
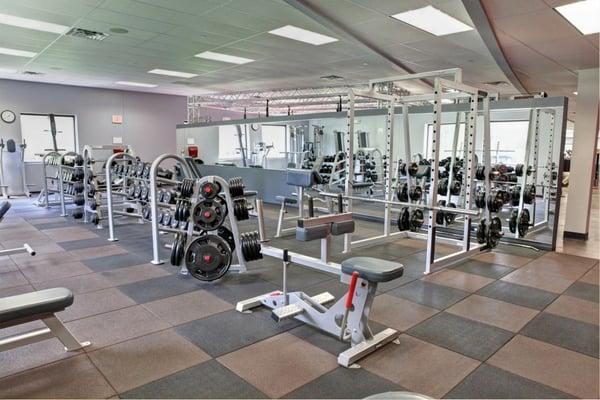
340,271,359,340
345,271,359,309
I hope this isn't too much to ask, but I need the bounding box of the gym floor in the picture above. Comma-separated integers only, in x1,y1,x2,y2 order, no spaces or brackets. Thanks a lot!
0,199,598,399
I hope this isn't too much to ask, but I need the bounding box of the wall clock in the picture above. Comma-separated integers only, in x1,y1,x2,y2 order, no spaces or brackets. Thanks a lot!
1,110,16,124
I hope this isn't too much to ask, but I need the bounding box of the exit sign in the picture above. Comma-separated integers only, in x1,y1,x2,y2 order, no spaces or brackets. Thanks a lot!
112,115,123,124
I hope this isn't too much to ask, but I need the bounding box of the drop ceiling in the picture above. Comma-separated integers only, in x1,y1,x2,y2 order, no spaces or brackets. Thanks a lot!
0,0,589,103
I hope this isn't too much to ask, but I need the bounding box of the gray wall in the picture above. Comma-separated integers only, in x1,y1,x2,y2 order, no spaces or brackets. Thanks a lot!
0,78,187,190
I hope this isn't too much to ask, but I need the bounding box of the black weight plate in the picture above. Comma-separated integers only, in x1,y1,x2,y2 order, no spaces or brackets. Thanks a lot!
216,226,236,252
201,181,220,199
192,197,227,231
185,234,232,281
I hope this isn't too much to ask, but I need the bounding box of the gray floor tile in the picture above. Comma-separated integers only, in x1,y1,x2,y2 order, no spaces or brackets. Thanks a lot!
256,264,336,291
387,280,469,310
284,367,404,399
83,252,150,272
201,272,280,304
564,281,599,303
175,309,299,357
118,274,201,303
477,281,558,310
494,244,545,259
521,312,599,357
408,312,513,361
121,360,267,399
452,260,515,279
59,237,114,250
444,363,573,399
34,221,73,230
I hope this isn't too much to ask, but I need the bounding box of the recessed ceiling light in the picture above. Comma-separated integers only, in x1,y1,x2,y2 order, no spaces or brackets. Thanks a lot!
555,0,600,35
115,81,157,88
0,67,17,74
109,27,129,34
573,91,578,95
268,25,338,45
0,13,69,34
195,51,254,65
148,69,198,78
0,47,36,57
391,6,473,36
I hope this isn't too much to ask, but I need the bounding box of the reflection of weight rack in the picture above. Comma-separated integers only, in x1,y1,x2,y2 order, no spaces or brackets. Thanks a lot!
35,151,85,217
149,154,262,280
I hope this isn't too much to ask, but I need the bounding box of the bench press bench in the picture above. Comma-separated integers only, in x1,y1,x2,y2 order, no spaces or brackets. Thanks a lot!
0,288,90,352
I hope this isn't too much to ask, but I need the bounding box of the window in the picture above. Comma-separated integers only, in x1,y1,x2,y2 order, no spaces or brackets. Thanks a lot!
261,125,287,159
424,123,465,160
218,125,245,161
20,114,77,162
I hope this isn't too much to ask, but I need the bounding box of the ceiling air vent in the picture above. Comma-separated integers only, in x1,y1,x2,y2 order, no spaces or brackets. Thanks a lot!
22,71,44,75
320,75,344,81
66,27,109,41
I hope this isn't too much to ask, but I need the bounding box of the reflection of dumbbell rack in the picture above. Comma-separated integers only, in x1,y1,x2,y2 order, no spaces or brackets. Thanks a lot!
318,152,346,187
149,154,262,280
42,152,84,217
395,160,429,232
354,148,382,186
105,152,153,242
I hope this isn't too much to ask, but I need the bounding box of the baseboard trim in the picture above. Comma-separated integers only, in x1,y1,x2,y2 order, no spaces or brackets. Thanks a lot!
563,231,589,240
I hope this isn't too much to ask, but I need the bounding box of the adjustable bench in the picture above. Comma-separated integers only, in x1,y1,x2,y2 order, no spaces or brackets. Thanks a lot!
0,288,90,352
275,168,323,238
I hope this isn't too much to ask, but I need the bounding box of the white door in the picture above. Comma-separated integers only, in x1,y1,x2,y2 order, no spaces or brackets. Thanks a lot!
20,114,77,162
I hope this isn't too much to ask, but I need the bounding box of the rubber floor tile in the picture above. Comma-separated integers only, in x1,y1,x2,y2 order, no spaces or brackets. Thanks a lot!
473,251,533,268
520,312,599,357
488,335,599,399
99,263,171,286
89,330,210,393
32,272,114,294
143,290,233,326
361,334,479,399
285,366,404,399
19,260,93,283
545,294,599,325
452,260,515,279
408,312,513,361
422,269,495,292
120,360,267,399
370,294,439,332
59,237,123,251
117,274,200,303
564,281,599,303
0,354,115,399
83,253,150,272
217,332,338,399
387,280,469,310
477,280,558,310
444,363,572,399
57,287,136,322
446,294,539,332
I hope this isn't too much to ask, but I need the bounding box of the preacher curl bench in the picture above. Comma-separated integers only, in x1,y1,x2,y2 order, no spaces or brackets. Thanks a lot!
239,169,404,367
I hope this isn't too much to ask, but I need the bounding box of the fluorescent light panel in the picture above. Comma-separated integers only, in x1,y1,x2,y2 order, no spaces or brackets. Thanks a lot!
268,25,338,45
0,13,69,34
555,0,600,35
115,81,157,88
0,67,17,73
0,47,36,57
195,51,254,64
148,69,198,78
391,6,473,36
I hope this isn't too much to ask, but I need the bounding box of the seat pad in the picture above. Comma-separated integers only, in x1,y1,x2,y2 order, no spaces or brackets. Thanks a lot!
341,257,404,283
276,196,297,204
0,288,74,323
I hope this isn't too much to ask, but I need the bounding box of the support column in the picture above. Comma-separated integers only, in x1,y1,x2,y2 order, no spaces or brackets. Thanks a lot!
564,68,599,239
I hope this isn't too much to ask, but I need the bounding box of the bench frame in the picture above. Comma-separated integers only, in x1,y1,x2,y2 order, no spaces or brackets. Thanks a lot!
0,312,90,352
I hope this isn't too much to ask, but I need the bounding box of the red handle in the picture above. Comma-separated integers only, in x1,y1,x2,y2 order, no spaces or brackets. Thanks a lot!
345,271,359,309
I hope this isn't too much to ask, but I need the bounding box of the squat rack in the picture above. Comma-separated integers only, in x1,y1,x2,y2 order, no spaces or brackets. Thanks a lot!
339,68,490,274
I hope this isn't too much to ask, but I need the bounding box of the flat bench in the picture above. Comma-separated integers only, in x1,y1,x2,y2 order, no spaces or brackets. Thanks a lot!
0,288,90,352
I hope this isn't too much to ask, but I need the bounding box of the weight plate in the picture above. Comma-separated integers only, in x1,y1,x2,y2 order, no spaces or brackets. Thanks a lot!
185,234,232,281
200,181,220,199
192,197,227,231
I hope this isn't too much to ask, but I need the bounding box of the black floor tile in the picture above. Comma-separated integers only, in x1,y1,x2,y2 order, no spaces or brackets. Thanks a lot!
121,360,267,399
201,272,280,304
477,281,558,310
452,260,515,279
444,363,573,399
392,253,428,277
521,312,599,357
118,274,200,303
494,244,545,259
564,281,599,303
256,264,336,291
387,280,469,310
304,277,350,299
284,367,404,399
83,252,149,272
288,324,350,357
33,221,71,230
175,309,298,357
408,312,513,361
59,237,113,250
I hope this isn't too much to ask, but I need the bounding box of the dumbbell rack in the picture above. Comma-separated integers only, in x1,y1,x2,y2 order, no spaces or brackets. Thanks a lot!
81,145,134,228
105,152,151,241
317,152,346,188
148,154,250,277
37,151,83,217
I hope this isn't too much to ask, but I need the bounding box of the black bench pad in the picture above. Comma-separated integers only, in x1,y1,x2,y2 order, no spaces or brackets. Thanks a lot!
341,257,404,283
0,288,74,324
